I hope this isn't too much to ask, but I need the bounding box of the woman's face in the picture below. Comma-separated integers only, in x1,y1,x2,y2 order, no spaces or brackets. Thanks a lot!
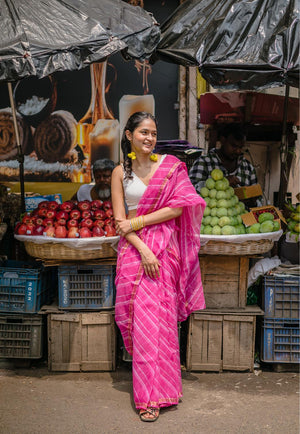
126,118,157,155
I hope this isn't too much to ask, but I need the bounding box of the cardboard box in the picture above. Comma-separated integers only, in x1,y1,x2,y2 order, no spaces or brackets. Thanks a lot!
234,184,263,200
25,194,62,211
241,205,286,228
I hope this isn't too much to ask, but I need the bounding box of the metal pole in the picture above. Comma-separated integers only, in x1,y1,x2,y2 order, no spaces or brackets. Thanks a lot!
7,82,26,214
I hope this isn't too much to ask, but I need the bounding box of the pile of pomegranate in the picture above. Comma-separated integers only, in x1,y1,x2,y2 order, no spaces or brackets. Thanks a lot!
14,199,117,238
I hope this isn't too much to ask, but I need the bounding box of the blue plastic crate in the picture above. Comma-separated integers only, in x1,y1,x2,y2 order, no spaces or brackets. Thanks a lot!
0,313,44,358
0,261,56,313
260,318,300,363
263,275,300,319
58,264,115,310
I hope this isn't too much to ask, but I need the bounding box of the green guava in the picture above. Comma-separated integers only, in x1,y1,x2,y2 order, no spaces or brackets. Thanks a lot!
260,220,274,233
217,199,229,209
208,198,217,208
236,224,246,234
203,225,213,235
205,178,215,190
210,208,218,217
215,179,228,191
216,190,226,200
246,223,261,234
200,187,209,198
208,188,217,199
218,216,231,227
273,221,280,231
221,225,236,235
216,207,228,217
210,216,220,227
258,212,275,223
210,169,224,181
203,206,211,217
203,216,212,226
212,225,222,235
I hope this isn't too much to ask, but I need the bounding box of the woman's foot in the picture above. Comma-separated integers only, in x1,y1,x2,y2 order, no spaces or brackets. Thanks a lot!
139,407,159,422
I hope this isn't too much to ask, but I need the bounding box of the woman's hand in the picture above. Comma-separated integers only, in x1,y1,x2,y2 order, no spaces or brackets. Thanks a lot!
139,245,161,279
115,218,132,237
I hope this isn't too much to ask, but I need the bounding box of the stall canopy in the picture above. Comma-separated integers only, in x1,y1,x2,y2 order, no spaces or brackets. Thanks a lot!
0,0,160,212
152,0,299,208
152,0,299,91
0,0,160,82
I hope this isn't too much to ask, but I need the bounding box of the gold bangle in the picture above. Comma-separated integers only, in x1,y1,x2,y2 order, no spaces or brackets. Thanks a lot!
130,215,145,231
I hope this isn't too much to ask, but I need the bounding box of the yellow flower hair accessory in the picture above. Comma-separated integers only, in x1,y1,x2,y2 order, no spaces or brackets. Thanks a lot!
127,151,136,160
150,153,158,162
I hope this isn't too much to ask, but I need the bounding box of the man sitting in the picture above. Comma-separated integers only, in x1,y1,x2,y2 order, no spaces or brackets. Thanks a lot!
71,159,115,202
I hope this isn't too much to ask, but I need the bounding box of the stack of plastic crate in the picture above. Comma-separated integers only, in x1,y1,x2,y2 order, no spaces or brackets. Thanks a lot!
260,271,300,366
46,262,116,372
0,260,56,361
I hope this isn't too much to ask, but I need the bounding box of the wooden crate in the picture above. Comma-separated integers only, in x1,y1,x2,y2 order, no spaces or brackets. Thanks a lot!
186,306,263,372
48,311,116,372
199,255,249,309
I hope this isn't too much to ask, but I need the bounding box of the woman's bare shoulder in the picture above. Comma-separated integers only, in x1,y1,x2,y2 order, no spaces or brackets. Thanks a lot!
112,164,123,177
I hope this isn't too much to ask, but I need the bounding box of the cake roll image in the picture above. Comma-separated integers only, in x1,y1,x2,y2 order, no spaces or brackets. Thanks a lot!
33,110,77,163
0,109,33,161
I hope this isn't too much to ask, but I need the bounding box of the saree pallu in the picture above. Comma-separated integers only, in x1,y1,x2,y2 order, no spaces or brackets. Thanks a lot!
115,155,206,409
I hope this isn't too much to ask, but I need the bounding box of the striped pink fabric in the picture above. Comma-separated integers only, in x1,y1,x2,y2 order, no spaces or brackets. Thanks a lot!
115,155,206,409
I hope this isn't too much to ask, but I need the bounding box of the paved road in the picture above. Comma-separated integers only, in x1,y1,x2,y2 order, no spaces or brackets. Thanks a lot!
0,364,299,434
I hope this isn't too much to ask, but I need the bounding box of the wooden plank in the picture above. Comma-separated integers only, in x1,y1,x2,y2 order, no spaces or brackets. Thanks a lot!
239,257,249,307
50,313,80,322
186,313,222,372
200,256,239,275
50,362,81,371
204,293,239,309
199,255,245,309
81,361,113,371
222,315,255,371
81,312,112,325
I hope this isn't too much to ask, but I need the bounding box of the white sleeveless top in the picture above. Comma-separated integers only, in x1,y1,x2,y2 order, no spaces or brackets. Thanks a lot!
123,155,166,211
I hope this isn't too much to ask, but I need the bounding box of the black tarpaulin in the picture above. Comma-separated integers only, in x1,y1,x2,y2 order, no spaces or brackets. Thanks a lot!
0,0,160,82
153,0,299,90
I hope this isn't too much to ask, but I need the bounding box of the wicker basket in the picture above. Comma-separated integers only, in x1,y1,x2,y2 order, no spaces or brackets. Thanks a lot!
199,238,274,256
24,240,117,261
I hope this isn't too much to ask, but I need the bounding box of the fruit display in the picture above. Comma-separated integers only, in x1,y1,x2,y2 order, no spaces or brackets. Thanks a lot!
245,212,281,234
285,203,300,238
199,169,247,235
14,199,117,238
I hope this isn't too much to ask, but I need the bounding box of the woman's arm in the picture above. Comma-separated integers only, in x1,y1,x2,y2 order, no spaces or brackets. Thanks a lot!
111,166,160,278
116,206,182,237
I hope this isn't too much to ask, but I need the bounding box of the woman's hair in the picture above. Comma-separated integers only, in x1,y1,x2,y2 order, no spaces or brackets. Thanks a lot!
121,111,157,179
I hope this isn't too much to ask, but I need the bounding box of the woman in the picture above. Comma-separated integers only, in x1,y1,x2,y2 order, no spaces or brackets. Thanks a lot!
111,112,206,422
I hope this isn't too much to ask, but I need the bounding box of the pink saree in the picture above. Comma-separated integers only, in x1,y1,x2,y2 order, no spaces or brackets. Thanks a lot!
115,154,206,410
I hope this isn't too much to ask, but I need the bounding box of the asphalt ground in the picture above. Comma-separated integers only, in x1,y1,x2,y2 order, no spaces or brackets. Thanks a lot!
0,361,299,434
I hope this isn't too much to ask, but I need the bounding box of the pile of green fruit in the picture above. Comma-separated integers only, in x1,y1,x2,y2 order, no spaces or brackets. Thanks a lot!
286,204,300,236
200,169,247,235
245,212,280,233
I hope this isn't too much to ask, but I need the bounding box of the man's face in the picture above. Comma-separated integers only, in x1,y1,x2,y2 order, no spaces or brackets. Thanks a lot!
94,169,112,199
221,134,245,161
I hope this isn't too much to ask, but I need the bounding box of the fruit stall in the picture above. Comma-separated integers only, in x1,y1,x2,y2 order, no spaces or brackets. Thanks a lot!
187,168,299,372
0,196,119,370
0,167,299,373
